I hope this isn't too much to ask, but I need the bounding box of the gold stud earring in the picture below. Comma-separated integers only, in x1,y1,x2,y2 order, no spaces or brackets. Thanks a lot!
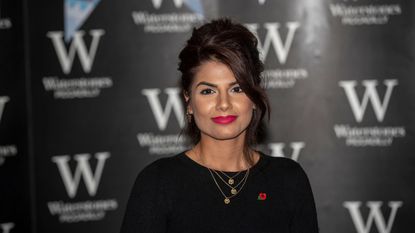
186,111,193,123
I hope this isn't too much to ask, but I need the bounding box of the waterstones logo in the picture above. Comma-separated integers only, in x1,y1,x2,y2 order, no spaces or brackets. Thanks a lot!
52,152,110,198
131,0,204,33
329,1,402,26
343,201,402,233
47,199,118,223
0,223,14,233
44,0,112,99
137,132,188,155
335,79,405,147
339,80,397,123
0,96,17,166
268,142,305,161
42,76,112,99
49,152,118,223
45,30,111,99
142,88,184,131
246,22,307,89
47,30,105,75
138,88,189,155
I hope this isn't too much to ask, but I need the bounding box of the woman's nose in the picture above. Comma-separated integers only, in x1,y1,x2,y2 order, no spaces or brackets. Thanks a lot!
216,92,231,112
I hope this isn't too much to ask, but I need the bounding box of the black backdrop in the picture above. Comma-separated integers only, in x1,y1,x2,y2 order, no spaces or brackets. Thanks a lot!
1,0,414,233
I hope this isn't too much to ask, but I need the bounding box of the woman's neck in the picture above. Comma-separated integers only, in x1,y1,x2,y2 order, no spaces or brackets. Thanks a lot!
189,134,257,172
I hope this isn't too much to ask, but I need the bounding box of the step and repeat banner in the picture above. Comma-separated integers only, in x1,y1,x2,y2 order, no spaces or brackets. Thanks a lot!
2,0,415,233
0,1,30,233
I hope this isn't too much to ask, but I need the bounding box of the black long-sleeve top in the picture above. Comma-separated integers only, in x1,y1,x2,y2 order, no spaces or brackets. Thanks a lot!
120,152,319,233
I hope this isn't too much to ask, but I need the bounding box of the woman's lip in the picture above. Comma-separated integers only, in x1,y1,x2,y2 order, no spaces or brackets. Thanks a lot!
211,115,237,124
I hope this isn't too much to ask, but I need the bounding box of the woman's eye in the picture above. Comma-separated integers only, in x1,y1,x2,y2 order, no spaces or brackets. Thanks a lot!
232,86,243,93
200,89,215,95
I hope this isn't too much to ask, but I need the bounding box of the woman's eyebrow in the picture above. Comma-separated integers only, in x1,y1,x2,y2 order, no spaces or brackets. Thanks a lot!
196,81,238,88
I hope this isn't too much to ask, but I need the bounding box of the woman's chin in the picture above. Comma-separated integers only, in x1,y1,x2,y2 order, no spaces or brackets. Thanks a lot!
204,130,245,141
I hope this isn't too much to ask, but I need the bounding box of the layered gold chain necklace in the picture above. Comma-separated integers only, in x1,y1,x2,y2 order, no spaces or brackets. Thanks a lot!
193,149,250,204
208,167,249,204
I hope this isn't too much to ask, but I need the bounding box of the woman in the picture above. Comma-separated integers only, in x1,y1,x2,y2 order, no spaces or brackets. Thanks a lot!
120,18,319,233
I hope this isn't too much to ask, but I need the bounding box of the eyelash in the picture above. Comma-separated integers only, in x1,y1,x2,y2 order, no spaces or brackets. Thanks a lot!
200,89,215,95
232,86,243,93
199,86,243,95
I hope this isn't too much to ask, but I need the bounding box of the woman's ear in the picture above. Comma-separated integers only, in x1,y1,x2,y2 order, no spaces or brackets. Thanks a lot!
183,91,192,114
184,92,190,103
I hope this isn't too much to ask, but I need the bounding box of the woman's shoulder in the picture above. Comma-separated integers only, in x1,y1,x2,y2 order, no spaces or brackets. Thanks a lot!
261,152,302,168
138,153,184,176
260,152,308,178
130,153,185,189
260,153,313,194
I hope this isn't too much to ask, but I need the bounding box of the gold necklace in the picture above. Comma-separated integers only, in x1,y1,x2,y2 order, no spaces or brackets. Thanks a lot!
208,168,249,204
211,169,247,195
219,170,242,185
192,148,251,204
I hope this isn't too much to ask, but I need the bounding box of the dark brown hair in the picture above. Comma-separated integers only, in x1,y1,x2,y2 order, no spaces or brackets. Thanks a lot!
178,18,270,166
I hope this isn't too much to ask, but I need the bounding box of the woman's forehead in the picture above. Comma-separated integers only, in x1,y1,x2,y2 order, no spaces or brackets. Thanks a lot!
193,61,237,86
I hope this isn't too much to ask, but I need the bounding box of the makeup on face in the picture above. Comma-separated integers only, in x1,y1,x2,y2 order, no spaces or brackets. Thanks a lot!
211,115,238,124
188,61,254,141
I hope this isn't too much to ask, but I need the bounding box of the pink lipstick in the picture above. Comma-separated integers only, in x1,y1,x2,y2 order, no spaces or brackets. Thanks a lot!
211,115,237,124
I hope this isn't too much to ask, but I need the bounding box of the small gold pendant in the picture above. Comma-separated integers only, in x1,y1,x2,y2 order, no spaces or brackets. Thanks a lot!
231,188,237,195
224,198,230,204
228,178,234,185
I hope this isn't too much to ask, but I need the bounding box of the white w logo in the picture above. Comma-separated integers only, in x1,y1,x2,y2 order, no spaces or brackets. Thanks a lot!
268,142,305,161
47,29,105,74
142,88,185,131
151,0,184,9
0,223,14,233
52,152,110,198
0,96,9,124
343,201,403,233
245,22,300,64
339,80,398,122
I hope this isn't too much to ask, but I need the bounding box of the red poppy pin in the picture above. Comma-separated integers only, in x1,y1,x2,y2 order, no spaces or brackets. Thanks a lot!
257,192,267,201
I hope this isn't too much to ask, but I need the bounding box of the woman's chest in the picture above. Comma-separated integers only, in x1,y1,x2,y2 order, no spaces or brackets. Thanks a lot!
165,175,293,233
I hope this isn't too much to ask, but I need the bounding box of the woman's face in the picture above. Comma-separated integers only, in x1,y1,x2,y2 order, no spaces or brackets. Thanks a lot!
186,60,255,141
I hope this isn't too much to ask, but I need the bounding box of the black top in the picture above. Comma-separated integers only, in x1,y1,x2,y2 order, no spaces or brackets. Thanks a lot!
120,152,319,233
